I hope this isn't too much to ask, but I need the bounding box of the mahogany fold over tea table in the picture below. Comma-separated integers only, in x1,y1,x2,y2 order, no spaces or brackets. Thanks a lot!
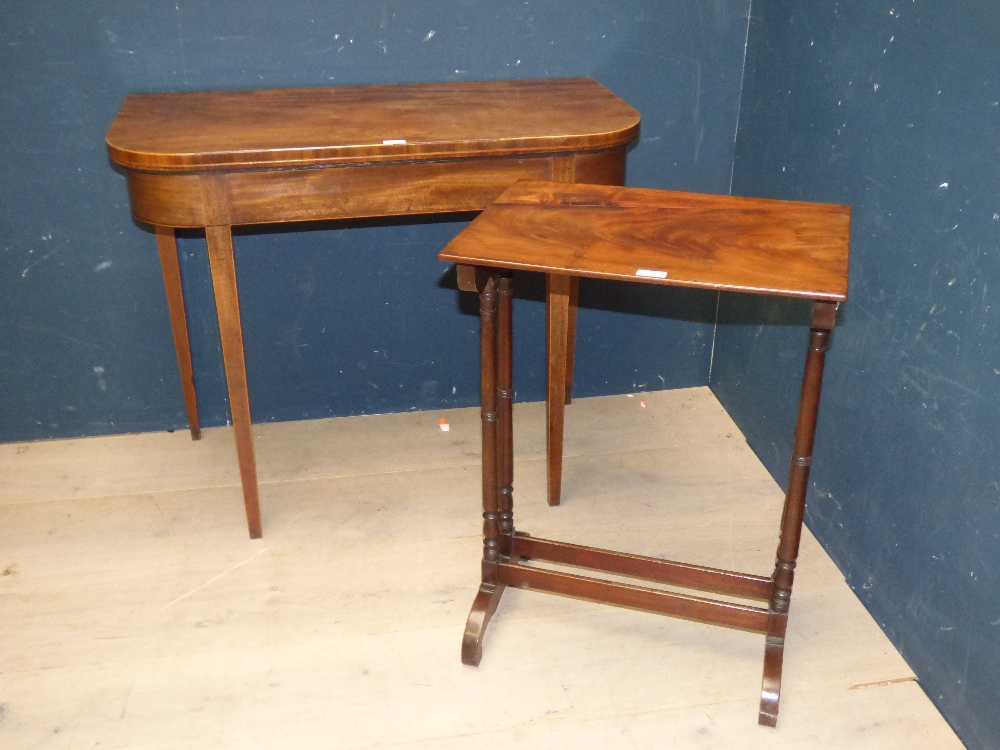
437,180,850,726
106,78,639,538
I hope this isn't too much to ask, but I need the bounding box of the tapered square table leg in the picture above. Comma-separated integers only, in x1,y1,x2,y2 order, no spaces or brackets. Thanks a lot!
155,226,201,440
205,225,263,540
546,274,572,506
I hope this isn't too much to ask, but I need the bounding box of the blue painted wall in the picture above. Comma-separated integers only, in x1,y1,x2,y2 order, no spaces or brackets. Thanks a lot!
715,1,1000,747
0,0,750,441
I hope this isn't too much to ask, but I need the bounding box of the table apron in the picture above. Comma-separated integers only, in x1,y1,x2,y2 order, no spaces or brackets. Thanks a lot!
125,148,627,228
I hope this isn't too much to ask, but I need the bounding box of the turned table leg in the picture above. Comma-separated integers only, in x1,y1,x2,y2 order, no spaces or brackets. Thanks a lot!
205,225,263,539
462,271,511,665
155,226,201,440
759,301,837,726
497,272,515,556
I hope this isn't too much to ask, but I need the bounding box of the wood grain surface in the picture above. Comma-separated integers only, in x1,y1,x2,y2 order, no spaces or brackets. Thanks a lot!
439,181,850,301
106,78,640,173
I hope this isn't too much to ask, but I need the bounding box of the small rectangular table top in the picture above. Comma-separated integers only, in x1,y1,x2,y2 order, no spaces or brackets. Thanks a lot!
106,78,640,174
438,181,851,301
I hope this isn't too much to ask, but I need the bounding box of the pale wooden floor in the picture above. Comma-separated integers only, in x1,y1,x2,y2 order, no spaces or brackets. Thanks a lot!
0,387,962,748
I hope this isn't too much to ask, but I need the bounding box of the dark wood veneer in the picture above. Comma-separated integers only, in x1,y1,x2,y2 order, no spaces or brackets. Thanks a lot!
440,180,850,727
107,79,639,537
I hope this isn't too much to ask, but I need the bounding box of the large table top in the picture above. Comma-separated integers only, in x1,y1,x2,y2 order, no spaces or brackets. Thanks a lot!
439,181,851,301
106,78,641,174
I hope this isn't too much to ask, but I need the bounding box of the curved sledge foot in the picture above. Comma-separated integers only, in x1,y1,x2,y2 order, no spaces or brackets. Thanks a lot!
461,583,506,666
759,634,786,727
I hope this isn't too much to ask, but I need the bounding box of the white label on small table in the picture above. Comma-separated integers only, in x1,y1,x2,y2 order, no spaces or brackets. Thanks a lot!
382,139,407,145
635,269,668,279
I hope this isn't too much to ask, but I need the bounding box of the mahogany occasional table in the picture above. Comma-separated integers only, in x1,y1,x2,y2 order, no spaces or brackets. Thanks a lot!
106,78,639,538
437,180,850,726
